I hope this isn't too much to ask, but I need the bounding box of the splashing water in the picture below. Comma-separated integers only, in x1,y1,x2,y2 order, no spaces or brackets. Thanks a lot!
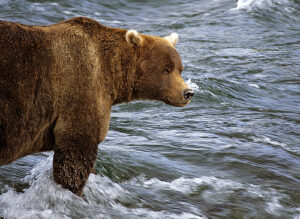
0,154,290,218
186,79,199,92
0,155,207,219
233,0,256,10
232,0,295,11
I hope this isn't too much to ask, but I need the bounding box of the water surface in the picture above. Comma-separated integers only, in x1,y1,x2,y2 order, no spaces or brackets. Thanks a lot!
0,0,300,218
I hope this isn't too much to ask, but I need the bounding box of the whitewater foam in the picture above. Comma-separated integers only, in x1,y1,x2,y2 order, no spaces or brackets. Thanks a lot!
233,0,255,10
130,175,286,211
231,0,271,10
231,0,293,11
0,156,206,219
186,79,199,92
252,136,300,155
249,83,260,88
0,154,289,218
294,208,300,219
130,175,243,194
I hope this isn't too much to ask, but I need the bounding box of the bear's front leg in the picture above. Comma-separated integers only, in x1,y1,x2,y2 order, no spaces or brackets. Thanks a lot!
51,102,110,196
53,146,97,196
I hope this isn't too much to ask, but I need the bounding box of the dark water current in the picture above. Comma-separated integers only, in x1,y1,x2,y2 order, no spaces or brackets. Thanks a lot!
0,0,300,218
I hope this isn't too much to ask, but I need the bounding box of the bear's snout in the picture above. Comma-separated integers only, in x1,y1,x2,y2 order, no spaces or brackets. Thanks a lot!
183,89,194,101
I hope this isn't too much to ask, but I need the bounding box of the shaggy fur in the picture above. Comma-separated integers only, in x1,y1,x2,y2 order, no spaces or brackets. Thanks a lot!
0,17,192,196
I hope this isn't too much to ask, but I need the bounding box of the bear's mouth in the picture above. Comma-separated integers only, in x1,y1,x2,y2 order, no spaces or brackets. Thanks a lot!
165,96,189,107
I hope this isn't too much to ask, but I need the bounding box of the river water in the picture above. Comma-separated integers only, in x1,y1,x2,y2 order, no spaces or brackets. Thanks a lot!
0,0,299,218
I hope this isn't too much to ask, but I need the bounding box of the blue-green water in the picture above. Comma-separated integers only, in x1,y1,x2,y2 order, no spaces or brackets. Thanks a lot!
0,0,300,218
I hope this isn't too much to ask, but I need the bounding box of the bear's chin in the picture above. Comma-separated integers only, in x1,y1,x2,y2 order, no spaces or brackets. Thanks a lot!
164,97,190,107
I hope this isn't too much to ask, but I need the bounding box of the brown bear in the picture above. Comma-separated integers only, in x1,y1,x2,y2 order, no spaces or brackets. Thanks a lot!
0,17,193,196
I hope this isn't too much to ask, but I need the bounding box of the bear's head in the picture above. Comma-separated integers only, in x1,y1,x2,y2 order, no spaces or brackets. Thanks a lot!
126,30,193,107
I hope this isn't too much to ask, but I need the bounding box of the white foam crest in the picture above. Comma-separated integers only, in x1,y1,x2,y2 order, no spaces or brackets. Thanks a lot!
266,196,283,214
240,0,255,8
95,18,122,24
0,155,83,218
252,136,286,147
231,0,292,11
83,173,132,206
130,175,286,213
252,136,300,155
247,185,286,214
294,208,300,219
112,204,206,219
23,153,53,184
249,83,260,88
0,155,131,218
186,79,199,92
63,10,73,15
130,176,243,194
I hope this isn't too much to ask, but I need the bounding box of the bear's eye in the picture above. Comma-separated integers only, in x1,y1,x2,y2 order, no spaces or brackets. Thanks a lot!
163,68,171,74
179,67,184,75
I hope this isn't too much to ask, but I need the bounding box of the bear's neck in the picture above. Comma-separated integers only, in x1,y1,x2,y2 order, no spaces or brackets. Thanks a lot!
98,29,140,105
111,54,139,105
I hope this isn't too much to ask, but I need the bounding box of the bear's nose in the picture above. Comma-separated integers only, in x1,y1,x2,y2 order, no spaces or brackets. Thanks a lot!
183,89,194,101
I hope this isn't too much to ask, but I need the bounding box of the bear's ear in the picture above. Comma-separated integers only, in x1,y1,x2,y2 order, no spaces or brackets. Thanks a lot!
126,30,144,47
164,33,178,47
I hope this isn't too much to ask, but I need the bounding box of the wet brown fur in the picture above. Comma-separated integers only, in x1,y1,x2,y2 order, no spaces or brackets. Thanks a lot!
0,17,190,196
